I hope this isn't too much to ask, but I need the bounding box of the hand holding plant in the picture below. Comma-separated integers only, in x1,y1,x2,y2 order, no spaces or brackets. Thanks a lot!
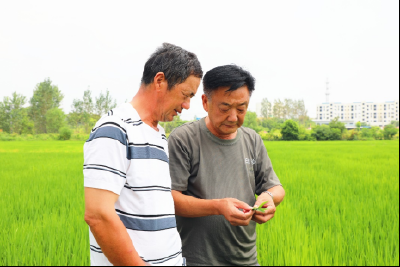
252,201,269,213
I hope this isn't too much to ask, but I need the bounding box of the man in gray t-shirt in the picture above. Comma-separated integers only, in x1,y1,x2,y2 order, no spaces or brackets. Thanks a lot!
168,65,286,266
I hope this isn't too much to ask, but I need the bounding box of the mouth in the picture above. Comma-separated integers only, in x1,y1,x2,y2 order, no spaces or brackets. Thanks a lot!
174,109,182,115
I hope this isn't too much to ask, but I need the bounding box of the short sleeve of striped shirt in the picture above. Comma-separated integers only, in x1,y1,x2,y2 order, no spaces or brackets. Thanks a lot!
83,116,129,195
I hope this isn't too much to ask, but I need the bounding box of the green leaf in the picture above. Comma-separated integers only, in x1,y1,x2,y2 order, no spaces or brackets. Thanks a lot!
259,201,269,208
252,201,269,211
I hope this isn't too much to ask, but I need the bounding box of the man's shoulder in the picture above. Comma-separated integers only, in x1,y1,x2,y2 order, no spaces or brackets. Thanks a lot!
240,126,261,139
92,103,136,130
169,120,202,140
239,126,264,148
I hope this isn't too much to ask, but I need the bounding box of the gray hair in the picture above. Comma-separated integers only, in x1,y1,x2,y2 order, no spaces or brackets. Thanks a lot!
141,43,203,90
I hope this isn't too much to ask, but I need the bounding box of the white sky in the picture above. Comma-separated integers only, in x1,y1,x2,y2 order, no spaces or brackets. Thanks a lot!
0,0,399,120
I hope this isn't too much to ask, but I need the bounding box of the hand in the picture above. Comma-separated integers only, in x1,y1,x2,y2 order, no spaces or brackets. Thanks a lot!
217,198,254,226
252,194,277,224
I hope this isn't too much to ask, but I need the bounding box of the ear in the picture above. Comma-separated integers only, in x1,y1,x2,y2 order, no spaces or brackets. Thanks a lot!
153,72,167,91
202,94,209,112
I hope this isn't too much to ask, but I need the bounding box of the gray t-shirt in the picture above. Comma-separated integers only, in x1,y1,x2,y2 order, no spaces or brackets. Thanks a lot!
168,118,281,266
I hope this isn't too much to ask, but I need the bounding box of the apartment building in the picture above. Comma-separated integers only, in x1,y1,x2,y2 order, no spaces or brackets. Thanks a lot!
314,101,399,128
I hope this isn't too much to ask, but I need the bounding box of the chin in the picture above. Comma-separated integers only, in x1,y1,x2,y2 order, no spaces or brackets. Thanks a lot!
221,127,238,135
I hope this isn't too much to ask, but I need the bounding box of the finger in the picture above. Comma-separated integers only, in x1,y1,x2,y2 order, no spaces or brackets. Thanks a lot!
252,216,264,224
233,200,253,211
233,210,254,220
231,208,253,219
265,206,276,215
255,207,275,216
253,213,274,224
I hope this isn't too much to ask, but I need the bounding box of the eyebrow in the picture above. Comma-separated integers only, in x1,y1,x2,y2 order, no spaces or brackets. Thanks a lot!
220,102,248,107
184,91,195,98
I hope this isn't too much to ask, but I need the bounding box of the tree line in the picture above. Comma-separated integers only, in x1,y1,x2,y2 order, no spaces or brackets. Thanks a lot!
1,79,398,141
0,79,116,139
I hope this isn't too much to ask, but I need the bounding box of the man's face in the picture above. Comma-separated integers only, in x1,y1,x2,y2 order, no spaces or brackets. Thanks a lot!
203,86,250,136
158,75,201,122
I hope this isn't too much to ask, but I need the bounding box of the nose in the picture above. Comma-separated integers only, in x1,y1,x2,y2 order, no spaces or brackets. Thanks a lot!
182,99,191,110
227,110,238,122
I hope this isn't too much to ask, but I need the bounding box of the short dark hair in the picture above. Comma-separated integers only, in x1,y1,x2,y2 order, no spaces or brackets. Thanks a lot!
203,65,255,98
141,43,203,90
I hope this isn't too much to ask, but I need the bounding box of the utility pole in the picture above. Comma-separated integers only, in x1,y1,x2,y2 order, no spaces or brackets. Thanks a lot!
326,79,330,103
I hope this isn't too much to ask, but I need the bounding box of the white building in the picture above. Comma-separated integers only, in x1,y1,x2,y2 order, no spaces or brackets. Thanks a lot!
314,101,399,128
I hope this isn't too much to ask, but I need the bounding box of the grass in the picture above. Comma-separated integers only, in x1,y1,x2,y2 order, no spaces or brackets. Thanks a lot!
257,141,399,266
0,140,398,266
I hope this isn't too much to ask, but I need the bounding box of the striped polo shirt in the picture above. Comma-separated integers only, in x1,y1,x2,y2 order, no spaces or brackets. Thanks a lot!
83,103,183,266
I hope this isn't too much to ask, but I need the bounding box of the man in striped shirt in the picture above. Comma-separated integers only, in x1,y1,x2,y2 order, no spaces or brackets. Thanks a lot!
83,43,202,266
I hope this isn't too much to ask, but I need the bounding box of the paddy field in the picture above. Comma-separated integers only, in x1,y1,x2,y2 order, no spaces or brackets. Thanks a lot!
0,141,398,265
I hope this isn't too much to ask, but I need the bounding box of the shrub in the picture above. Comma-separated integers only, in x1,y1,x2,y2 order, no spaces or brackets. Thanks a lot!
281,120,299,140
371,127,384,140
271,129,282,140
329,128,342,140
360,128,373,139
58,127,72,140
312,125,331,141
46,108,66,133
384,125,399,140
258,131,269,141
347,130,360,141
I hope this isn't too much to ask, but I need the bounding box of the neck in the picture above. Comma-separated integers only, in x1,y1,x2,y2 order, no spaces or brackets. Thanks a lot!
205,117,237,140
130,85,159,131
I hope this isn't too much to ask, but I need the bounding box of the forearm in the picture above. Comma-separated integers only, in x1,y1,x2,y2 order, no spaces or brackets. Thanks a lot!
172,190,221,217
260,185,285,206
87,213,145,266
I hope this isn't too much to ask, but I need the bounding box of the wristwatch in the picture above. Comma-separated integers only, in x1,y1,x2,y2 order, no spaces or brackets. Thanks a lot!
263,191,274,200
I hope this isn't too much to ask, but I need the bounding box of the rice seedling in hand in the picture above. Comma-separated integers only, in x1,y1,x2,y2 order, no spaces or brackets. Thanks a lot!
253,201,269,213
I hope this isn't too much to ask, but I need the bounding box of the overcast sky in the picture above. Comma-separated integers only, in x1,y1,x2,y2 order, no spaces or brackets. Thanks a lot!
1,0,399,120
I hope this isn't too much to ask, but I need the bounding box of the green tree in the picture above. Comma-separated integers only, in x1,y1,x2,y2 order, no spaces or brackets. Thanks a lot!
391,120,399,127
283,99,294,119
160,115,188,134
95,90,117,116
360,128,373,139
243,111,258,130
356,121,362,131
384,124,398,140
69,89,95,131
273,99,284,119
46,108,66,133
29,79,64,133
371,126,384,140
312,125,332,141
261,98,272,118
281,120,299,140
329,128,342,140
330,117,346,133
0,92,28,133
261,117,284,130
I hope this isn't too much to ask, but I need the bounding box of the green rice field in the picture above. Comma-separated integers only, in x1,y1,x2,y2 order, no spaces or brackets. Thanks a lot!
0,141,399,266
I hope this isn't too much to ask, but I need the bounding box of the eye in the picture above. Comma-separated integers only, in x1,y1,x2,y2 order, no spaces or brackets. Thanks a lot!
182,92,189,99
